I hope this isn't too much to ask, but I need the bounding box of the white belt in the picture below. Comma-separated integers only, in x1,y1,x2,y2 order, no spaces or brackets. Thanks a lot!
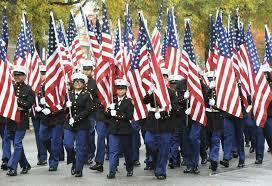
149,107,164,112
206,108,219,112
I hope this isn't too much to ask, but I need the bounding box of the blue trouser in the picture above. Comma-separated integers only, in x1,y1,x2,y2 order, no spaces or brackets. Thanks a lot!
169,129,182,165
131,121,141,162
208,131,221,162
223,117,245,162
252,117,272,160
200,126,208,160
32,118,47,161
7,130,29,170
95,121,108,165
1,125,11,162
183,121,201,169
109,134,133,173
64,129,88,172
39,123,63,168
141,130,152,167
87,118,96,160
145,131,171,176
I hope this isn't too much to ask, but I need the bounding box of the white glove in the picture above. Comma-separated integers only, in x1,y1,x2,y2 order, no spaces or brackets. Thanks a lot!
66,101,72,108
209,98,215,106
110,103,116,110
185,107,191,115
42,108,51,115
35,106,42,112
40,98,46,105
69,117,75,125
148,84,155,95
184,91,190,99
111,110,117,117
209,81,216,89
154,112,161,119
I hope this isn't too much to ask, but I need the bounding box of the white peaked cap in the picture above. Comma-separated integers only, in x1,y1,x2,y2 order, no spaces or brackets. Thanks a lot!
114,78,130,87
72,72,88,84
13,65,27,75
40,65,46,72
204,71,216,78
169,74,184,82
161,68,169,76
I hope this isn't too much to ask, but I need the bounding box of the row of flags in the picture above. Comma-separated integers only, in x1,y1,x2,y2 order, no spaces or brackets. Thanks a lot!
0,3,272,128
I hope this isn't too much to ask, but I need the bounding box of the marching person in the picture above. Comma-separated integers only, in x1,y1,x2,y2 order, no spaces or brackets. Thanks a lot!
6,66,35,176
220,77,250,168
105,79,134,179
202,71,224,172
0,116,11,171
64,72,95,177
168,75,186,169
39,75,65,172
251,64,272,164
143,68,174,180
82,59,97,165
30,65,47,166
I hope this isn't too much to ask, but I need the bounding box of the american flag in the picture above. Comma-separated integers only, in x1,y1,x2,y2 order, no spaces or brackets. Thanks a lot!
66,12,83,68
0,25,20,122
113,20,124,78
86,17,101,59
92,2,113,108
164,8,181,76
183,20,207,125
44,13,66,112
246,26,272,127
264,25,272,66
123,5,134,74
161,30,167,63
1,7,8,53
215,16,242,118
57,21,72,78
124,14,149,121
13,20,31,67
94,16,102,44
151,3,163,65
139,13,171,111
230,16,251,112
206,16,218,71
24,14,42,94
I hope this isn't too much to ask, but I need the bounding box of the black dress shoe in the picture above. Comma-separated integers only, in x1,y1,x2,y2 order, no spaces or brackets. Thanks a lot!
134,160,141,166
232,152,238,158
1,162,8,170
249,147,255,153
192,167,200,174
237,161,245,168
49,167,57,171
87,158,93,165
268,148,271,152
168,162,175,169
144,165,154,170
156,175,166,180
255,159,262,164
220,159,229,167
89,163,103,172
180,160,186,166
183,167,193,173
245,143,250,147
71,163,76,175
21,164,31,174
75,171,82,177
107,171,115,179
201,158,208,164
37,160,47,166
7,169,17,176
210,160,218,172
127,170,133,177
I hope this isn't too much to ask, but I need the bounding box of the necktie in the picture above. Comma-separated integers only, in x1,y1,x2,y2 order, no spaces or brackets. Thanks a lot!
75,93,79,99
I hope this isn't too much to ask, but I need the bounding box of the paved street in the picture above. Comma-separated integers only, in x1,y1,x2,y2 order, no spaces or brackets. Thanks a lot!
1,130,272,186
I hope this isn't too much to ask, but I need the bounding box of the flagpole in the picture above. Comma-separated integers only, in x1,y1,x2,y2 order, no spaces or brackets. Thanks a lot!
50,11,73,122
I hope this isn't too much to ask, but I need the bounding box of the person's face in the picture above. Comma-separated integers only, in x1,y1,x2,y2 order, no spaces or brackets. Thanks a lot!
169,82,177,90
73,80,85,90
83,68,93,78
13,73,26,83
41,72,46,82
116,88,127,97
